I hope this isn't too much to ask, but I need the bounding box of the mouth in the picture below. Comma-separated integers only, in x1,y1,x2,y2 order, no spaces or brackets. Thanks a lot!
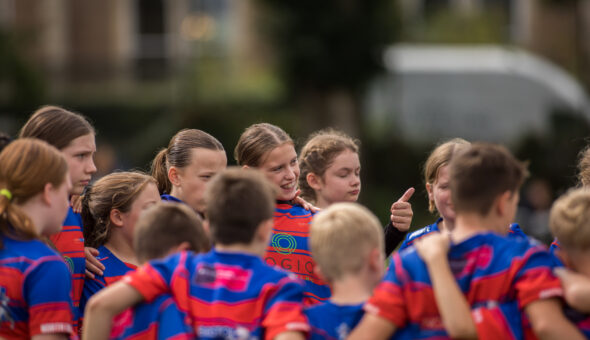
80,180,90,186
280,182,296,191
349,190,360,195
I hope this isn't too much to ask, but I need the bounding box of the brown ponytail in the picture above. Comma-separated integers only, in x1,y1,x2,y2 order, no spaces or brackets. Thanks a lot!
150,129,224,194
0,139,68,248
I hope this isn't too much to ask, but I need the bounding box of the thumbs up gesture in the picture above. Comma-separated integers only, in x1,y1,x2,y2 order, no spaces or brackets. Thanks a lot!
390,187,414,232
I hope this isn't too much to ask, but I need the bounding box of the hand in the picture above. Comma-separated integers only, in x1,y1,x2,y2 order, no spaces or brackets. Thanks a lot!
292,190,321,213
415,232,451,264
71,195,83,214
554,267,590,313
390,187,414,231
85,246,105,279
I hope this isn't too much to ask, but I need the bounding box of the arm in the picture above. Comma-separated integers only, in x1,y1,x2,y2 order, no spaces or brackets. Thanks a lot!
274,331,306,340
32,335,68,340
383,222,407,256
554,267,590,313
347,313,397,340
415,233,477,339
384,188,414,256
82,281,144,340
525,298,585,340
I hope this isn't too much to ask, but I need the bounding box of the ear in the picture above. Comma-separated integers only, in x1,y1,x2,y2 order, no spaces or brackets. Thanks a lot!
42,182,54,206
368,247,384,274
173,241,191,253
426,182,433,202
109,209,124,227
306,172,323,191
495,191,512,217
313,264,328,282
168,167,181,187
202,220,211,236
257,219,274,245
242,165,250,170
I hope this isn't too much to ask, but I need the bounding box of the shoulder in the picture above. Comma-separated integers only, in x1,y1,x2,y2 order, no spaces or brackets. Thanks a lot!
402,220,440,247
4,237,61,260
275,202,314,218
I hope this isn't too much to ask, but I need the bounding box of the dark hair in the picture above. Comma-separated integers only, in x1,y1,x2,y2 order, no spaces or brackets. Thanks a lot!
0,132,12,153
299,129,360,202
82,171,156,248
450,143,527,215
205,167,276,245
19,105,95,150
0,139,68,248
134,202,210,263
234,123,293,167
151,129,224,194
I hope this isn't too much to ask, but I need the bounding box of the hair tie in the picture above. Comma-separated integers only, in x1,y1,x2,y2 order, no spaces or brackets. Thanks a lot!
0,189,12,201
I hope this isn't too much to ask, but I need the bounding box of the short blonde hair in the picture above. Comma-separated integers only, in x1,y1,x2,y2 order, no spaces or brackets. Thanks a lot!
310,202,383,282
549,188,590,250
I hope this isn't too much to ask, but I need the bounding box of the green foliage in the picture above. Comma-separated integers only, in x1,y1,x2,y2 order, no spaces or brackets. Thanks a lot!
255,0,399,93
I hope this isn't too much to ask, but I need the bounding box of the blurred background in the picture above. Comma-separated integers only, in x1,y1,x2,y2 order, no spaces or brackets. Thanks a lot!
1,0,589,244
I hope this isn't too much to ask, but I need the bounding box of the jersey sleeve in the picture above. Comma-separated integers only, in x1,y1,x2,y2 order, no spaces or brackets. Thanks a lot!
262,275,309,340
24,256,74,336
123,252,184,303
513,243,563,308
471,301,523,340
364,253,408,328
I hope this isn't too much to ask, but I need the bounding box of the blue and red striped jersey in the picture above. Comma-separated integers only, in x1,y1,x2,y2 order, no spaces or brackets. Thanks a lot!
548,238,565,267
305,301,364,340
81,246,137,314
400,219,527,251
124,249,309,340
49,206,85,331
366,232,562,339
265,202,329,305
0,236,73,339
110,294,194,340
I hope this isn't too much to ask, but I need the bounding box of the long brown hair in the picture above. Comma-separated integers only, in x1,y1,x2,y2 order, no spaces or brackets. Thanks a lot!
0,139,68,248
151,129,224,194
82,171,156,248
234,123,293,167
19,105,95,150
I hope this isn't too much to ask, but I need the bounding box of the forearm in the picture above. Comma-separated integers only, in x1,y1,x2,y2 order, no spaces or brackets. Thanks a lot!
526,298,585,340
383,221,407,256
426,257,477,339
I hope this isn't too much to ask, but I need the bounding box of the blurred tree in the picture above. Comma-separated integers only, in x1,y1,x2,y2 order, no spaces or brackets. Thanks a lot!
255,0,399,136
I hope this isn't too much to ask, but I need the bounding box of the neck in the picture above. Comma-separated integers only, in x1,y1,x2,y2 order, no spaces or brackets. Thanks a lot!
330,274,375,305
452,213,498,243
439,217,454,233
169,187,183,201
215,243,265,257
17,199,47,236
105,232,139,266
314,196,330,209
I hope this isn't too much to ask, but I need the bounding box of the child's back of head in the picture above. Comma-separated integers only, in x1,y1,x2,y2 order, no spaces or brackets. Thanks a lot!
450,143,527,217
133,202,210,264
310,202,384,284
204,167,276,247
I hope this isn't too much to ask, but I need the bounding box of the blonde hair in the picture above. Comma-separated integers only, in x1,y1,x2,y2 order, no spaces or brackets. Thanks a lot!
549,188,590,250
234,123,293,167
310,202,383,282
0,139,68,248
82,171,156,248
424,138,470,212
299,129,360,202
577,146,590,187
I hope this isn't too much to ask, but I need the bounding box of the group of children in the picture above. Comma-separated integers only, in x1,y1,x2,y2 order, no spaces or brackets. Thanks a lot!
1,105,590,339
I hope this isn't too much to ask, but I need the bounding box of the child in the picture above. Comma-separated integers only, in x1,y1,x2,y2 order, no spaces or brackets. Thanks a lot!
548,188,590,336
234,123,328,304
348,143,583,339
110,202,210,339
19,105,98,330
0,139,74,339
151,128,227,215
82,168,309,340
298,129,413,256
80,172,160,311
306,202,385,340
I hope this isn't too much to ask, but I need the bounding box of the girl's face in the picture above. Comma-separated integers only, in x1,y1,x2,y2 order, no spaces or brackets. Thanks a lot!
174,148,228,213
44,172,73,236
119,182,160,244
61,133,97,196
259,143,300,201
312,148,361,208
427,164,455,222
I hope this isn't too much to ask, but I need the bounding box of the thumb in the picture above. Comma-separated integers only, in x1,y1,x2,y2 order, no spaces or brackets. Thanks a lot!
397,187,415,203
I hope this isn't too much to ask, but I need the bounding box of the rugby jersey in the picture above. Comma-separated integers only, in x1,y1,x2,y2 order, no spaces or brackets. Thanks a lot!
366,232,562,339
81,246,137,313
549,239,564,267
399,219,527,251
265,201,329,305
110,294,193,340
50,206,85,331
565,306,590,338
305,301,364,340
0,236,73,338
124,249,309,340
160,194,183,204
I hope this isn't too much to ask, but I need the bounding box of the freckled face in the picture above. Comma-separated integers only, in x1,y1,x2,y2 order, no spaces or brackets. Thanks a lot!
258,143,300,201
313,149,361,207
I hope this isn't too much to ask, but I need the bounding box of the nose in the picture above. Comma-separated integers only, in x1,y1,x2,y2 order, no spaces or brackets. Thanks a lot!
351,173,360,187
285,165,296,181
87,158,97,174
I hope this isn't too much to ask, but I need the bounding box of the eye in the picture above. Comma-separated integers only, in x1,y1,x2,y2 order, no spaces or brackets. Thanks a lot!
272,166,282,172
290,158,298,166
